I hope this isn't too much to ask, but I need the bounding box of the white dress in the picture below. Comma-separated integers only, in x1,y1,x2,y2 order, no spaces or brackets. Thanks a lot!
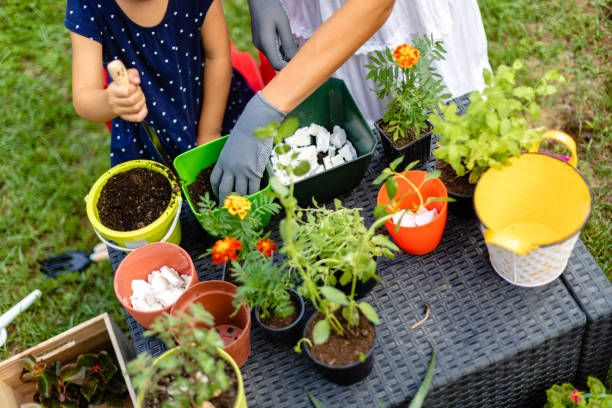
280,0,492,124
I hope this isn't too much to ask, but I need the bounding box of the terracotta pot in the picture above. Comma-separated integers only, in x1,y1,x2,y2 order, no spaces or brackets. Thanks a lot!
171,281,251,368
113,242,198,329
377,171,448,255
254,289,305,343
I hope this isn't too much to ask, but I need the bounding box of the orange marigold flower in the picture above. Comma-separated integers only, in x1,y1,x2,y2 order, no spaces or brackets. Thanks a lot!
569,389,581,403
256,238,277,257
393,44,420,68
212,237,242,265
223,195,251,220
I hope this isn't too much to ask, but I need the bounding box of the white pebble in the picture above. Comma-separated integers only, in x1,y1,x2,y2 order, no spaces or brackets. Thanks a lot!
157,288,184,307
181,274,191,285
330,154,345,167
284,127,311,147
160,266,181,286
150,273,170,293
131,279,152,295
392,210,416,227
323,156,333,171
297,145,317,162
338,144,354,162
415,208,438,226
308,123,327,136
316,130,331,152
331,126,347,148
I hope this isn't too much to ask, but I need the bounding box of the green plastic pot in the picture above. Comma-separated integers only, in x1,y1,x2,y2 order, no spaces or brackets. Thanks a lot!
136,347,247,408
174,135,272,230
267,78,378,205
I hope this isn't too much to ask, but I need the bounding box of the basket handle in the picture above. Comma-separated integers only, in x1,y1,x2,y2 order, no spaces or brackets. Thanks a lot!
529,130,578,168
92,197,182,252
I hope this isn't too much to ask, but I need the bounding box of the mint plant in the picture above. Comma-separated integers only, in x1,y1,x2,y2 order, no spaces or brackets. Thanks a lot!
430,60,565,184
128,303,230,408
366,34,450,142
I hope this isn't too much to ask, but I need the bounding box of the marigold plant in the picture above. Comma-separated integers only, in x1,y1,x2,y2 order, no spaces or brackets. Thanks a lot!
366,34,450,142
255,238,277,257
211,237,242,265
224,194,251,220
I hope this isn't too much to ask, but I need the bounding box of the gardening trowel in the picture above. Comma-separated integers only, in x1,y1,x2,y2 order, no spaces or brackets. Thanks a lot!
106,59,178,177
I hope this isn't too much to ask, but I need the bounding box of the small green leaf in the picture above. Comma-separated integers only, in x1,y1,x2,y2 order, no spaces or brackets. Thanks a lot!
20,355,38,372
80,378,98,401
389,156,404,171
373,204,389,219
424,170,441,180
60,364,86,383
404,160,419,171
408,346,436,408
313,320,330,345
278,117,299,139
359,352,366,363
528,102,541,123
307,390,328,408
38,371,55,398
270,176,289,196
76,354,99,368
274,144,291,155
254,123,277,141
373,168,393,185
293,160,310,176
320,286,349,306
358,302,380,324
385,177,398,200
426,196,455,204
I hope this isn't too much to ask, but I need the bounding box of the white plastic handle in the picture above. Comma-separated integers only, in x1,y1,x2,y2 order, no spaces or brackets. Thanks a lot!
93,197,182,252
0,289,42,347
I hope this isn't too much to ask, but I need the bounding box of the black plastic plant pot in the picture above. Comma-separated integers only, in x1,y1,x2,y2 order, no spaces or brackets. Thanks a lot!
254,289,306,344
302,312,376,385
374,119,432,169
266,78,377,206
448,190,476,219
334,271,377,300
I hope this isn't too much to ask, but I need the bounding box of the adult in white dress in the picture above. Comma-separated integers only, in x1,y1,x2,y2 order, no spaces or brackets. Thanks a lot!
250,0,492,124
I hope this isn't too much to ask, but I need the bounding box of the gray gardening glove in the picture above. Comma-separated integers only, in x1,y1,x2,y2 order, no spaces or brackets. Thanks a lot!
211,92,285,202
248,0,299,70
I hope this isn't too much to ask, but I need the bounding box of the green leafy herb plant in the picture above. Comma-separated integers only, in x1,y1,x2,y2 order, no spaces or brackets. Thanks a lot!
128,303,234,408
365,34,450,144
429,60,566,187
20,350,127,408
544,376,611,407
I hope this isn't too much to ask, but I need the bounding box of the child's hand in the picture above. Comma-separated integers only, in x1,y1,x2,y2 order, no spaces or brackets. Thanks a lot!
106,68,148,122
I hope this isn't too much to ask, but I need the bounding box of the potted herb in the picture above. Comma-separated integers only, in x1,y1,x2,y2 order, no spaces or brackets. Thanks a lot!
85,160,183,251
428,60,565,217
231,250,305,343
374,157,452,255
366,34,450,167
19,350,128,408
268,176,398,385
128,303,247,408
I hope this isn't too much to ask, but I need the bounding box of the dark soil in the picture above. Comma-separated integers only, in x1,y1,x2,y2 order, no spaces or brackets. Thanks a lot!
436,160,475,196
317,151,328,165
306,311,375,366
97,167,173,231
187,164,216,206
142,358,238,408
260,295,300,329
379,120,432,148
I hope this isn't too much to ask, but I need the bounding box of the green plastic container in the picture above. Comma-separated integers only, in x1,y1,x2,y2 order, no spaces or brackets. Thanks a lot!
267,78,378,205
173,135,272,230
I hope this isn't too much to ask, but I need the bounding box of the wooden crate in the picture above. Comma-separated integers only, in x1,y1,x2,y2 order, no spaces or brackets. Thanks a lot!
0,313,137,407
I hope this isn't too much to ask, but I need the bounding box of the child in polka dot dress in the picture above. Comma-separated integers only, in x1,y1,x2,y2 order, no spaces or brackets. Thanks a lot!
65,0,253,166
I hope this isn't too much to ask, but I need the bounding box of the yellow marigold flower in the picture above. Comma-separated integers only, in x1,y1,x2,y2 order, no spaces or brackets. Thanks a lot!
223,195,251,220
393,44,420,69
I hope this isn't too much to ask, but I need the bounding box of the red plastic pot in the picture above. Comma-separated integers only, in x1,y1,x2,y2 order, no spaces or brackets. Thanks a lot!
171,281,251,368
114,242,198,329
377,171,448,255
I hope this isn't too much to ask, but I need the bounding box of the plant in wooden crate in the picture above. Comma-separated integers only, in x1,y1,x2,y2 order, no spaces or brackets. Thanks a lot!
366,34,450,165
544,376,611,407
20,350,127,407
428,60,565,209
128,303,245,408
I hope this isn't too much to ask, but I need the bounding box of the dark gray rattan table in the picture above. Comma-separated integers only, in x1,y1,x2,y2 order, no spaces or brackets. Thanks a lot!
109,98,612,407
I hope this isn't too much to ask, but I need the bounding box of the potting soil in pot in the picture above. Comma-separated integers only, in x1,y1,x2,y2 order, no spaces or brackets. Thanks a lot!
436,160,475,195
260,296,300,328
142,361,238,408
379,120,432,148
306,312,375,366
270,123,358,185
187,163,215,204
97,167,173,231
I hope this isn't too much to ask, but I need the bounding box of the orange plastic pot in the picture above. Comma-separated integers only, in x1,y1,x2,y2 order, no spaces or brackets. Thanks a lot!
171,281,251,368
114,242,198,329
377,171,448,255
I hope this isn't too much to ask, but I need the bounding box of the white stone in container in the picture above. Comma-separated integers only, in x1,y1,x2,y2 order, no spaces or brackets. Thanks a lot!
331,125,347,148
316,130,331,152
330,154,345,167
284,127,311,147
308,123,327,136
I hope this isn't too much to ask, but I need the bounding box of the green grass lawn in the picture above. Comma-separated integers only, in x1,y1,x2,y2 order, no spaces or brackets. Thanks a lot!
1,0,610,387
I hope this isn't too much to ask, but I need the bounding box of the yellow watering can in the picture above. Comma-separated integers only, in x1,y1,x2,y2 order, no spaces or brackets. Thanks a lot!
474,130,591,287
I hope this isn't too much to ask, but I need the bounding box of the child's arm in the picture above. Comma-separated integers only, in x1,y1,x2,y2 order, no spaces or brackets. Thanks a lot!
70,32,147,123
197,0,232,145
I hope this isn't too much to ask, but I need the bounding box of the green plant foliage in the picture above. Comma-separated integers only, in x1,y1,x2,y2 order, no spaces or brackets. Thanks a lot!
20,350,127,408
365,34,451,141
128,303,230,407
232,250,295,320
430,60,565,184
544,376,611,407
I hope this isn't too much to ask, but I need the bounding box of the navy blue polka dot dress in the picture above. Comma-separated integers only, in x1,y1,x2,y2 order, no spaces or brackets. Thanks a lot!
65,0,253,166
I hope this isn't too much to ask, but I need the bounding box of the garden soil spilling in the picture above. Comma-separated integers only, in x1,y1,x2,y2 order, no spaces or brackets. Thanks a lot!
97,167,173,231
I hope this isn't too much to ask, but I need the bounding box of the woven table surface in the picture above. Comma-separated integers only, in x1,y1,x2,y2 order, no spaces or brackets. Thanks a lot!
108,94,611,407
